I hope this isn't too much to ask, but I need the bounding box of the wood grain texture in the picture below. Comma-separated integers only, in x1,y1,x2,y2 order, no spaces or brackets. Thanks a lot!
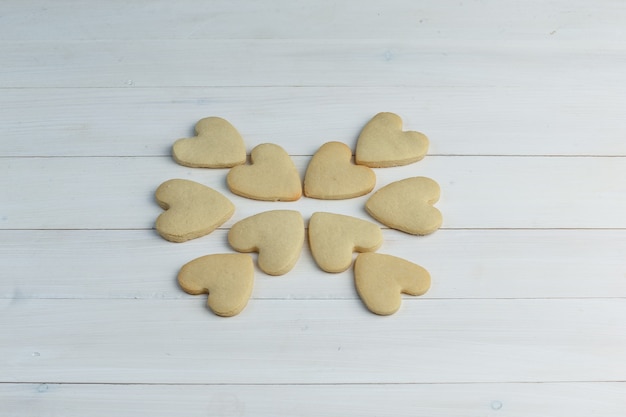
2,1,625,413
1,298,625,384
2,86,625,157
2,155,625,229
2,0,624,41
2,40,624,88
2,229,625,300
2,382,625,417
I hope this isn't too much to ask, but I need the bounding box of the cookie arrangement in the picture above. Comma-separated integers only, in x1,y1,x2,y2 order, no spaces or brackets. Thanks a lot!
155,112,442,316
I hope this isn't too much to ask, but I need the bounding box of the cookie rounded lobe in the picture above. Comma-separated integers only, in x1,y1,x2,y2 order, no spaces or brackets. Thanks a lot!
155,179,235,243
308,212,383,273
304,141,376,200
354,252,430,316
366,176,442,235
227,143,302,202
228,210,305,276
172,117,246,168
178,253,254,317
355,112,429,168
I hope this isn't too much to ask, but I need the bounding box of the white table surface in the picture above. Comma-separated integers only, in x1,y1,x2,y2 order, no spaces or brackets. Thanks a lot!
1,1,625,416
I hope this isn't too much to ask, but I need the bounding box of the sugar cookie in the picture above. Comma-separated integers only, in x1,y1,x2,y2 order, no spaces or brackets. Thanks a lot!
227,143,302,201
308,212,383,273
172,117,246,168
366,177,442,235
304,141,376,200
155,179,235,242
354,252,430,315
355,112,429,168
228,210,304,275
178,253,254,317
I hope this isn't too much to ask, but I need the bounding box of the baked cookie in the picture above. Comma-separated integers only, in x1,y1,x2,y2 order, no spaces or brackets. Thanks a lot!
227,143,302,201
354,252,430,315
228,210,304,275
366,176,442,235
172,117,246,168
178,253,254,317
355,112,429,168
155,179,235,242
304,141,376,200
308,212,383,273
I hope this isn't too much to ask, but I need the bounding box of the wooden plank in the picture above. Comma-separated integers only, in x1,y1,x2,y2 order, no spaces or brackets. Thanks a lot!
2,382,625,417
1,40,624,88
1,298,624,384
2,0,624,42
1,229,625,300
2,156,625,229
2,0,623,413
2,86,625,157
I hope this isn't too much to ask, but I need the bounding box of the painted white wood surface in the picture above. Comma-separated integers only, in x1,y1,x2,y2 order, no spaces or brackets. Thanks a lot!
1,1,625,415
3,40,625,89
4,382,626,417
2,0,624,42
3,155,626,229
2,298,625,384
2,229,625,300
2,87,625,157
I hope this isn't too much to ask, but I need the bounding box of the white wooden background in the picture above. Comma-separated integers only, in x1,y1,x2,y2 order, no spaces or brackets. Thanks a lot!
1,1,625,416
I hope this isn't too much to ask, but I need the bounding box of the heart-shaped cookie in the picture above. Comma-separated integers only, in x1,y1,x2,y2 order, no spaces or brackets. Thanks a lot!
172,117,246,168
304,141,376,199
354,252,430,315
355,112,429,168
178,253,254,317
227,143,302,201
228,210,304,275
366,177,442,235
155,179,235,242
308,212,383,273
